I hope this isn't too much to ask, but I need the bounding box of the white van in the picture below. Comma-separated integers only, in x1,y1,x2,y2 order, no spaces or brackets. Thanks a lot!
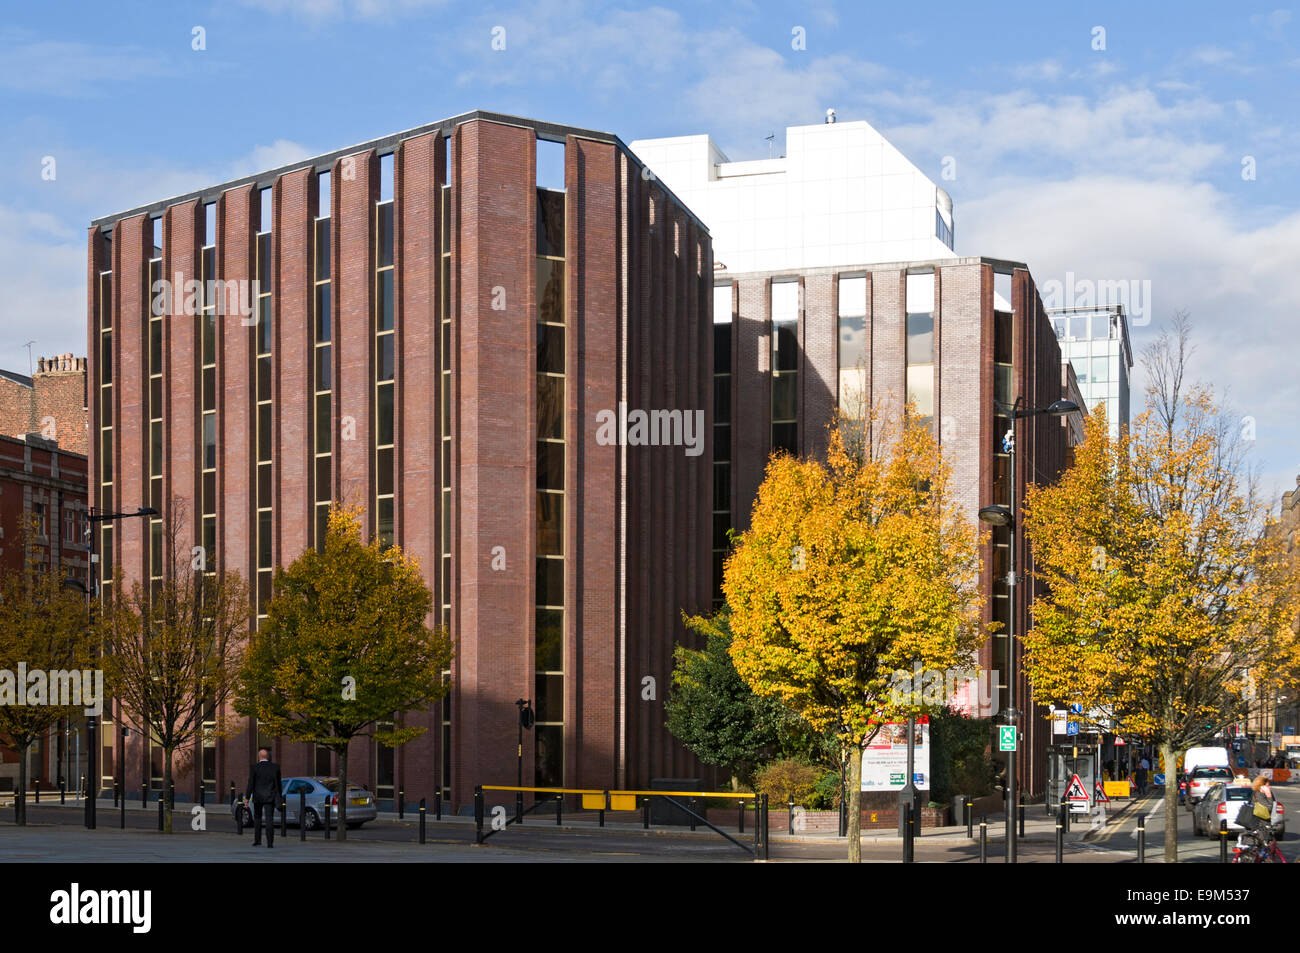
1182,746,1232,806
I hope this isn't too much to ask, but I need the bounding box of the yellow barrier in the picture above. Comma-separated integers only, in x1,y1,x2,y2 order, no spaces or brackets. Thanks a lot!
1103,780,1131,797
480,784,756,800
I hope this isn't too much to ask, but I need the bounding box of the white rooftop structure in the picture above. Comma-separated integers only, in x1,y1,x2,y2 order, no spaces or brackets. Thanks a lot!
631,115,957,274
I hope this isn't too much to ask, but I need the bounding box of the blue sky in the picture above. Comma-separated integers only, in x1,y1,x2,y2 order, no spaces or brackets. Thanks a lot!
2,0,1298,499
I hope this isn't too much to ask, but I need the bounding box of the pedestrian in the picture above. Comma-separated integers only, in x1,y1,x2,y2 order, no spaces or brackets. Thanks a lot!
1136,754,1150,796
245,746,282,849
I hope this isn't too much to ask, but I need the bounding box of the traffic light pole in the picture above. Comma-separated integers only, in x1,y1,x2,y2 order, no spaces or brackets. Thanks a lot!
1004,409,1019,864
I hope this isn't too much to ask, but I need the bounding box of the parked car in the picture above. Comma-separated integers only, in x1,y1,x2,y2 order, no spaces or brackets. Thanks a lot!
1192,780,1286,838
1185,765,1235,806
232,776,378,830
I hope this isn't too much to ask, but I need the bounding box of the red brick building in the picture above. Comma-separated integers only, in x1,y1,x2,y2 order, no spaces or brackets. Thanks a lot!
0,432,89,792
0,355,89,456
87,112,714,808
713,258,1078,795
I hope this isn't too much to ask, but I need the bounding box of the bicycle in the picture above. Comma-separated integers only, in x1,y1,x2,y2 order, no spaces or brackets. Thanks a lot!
1232,823,1287,863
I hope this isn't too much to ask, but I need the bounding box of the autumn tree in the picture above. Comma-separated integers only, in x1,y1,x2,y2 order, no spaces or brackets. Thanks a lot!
234,506,452,841
100,500,249,833
0,520,98,824
1021,318,1300,862
723,409,986,862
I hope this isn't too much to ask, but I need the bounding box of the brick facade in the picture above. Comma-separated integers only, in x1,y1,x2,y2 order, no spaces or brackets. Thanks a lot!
88,112,714,810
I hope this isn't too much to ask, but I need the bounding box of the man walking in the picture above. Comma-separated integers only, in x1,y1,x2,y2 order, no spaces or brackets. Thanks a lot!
245,747,282,849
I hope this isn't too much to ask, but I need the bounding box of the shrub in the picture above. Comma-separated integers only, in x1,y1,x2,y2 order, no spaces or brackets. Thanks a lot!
754,759,822,807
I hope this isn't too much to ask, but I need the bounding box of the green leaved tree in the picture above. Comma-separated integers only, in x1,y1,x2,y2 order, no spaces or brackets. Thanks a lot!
235,506,452,840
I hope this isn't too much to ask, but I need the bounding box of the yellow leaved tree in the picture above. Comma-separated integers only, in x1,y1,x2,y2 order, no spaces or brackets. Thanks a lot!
723,408,986,862
1022,319,1300,862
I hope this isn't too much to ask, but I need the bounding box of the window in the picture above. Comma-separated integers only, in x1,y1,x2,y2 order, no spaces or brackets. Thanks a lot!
313,171,333,552
374,196,396,547
535,156,566,789
771,280,799,455
255,199,273,612
712,282,733,607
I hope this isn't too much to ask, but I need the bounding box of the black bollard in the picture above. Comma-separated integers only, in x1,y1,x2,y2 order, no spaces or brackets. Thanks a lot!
979,815,987,862
903,803,914,863
435,792,442,821
555,793,562,826
157,793,164,832
1220,820,1229,863
1062,796,1070,833
280,795,287,838
236,798,244,835
168,781,174,812
1056,803,1065,863
642,796,650,830
760,794,770,861
689,797,696,832
199,785,205,808
112,780,117,808
788,795,795,835
474,786,484,844
1137,814,1145,863
141,783,147,808
35,778,40,804
966,799,973,839
324,801,331,839
419,798,427,844
229,781,236,805
398,788,404,820
60,779,66,805
738,798,745,835
299,791,307,841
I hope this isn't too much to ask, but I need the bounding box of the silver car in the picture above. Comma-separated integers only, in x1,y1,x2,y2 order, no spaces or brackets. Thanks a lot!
1192,781,1285,838
233,776,378,830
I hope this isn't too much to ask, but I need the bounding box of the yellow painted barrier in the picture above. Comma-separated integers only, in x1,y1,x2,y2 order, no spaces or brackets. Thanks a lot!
1104,780,1131,797
482,784,755,800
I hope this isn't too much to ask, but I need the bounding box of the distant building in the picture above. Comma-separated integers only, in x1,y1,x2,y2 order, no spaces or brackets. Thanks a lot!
1046,306,1132,440
0,354,89,456
632,116,956,274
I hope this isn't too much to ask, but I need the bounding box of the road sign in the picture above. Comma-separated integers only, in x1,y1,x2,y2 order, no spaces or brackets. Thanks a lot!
1066,721,1080,736
997,725,1017,752
1114,736,1126,745
1065,774,1089,801
1069,703,1083,714
1093,779,1110,802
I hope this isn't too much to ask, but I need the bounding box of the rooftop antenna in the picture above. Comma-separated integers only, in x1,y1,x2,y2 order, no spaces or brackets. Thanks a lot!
24,340,35,376
826,107,837,124
765,132,775,158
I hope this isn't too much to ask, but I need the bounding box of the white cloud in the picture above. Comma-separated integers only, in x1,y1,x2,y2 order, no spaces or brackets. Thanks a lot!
0,38,170,96
237,0,448,21
960,175,1300,497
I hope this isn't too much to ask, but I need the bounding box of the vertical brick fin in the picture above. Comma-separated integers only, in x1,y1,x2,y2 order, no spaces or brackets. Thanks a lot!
277,168,311,565
395,130,441,798
115,215,149,588
568,136,618,790
732,277,770,534
336,150,375,531
938,263,983,525
164,201,201,546
219,183,255,789
872,269,905,430
452,119,534,804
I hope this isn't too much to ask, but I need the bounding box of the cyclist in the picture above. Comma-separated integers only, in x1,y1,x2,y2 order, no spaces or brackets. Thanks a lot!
1236,774,1278,848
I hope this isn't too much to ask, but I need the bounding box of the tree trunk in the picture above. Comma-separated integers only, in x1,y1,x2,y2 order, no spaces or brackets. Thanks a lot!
337,746,348,842
1162,742,1178,863
846,744,862,863
16,740,29,826
163,749,174,834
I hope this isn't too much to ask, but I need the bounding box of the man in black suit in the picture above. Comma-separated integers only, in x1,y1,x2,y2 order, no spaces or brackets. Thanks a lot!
245,747,282,848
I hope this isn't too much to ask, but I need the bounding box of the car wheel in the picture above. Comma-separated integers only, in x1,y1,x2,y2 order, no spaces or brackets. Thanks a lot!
301,808,320,831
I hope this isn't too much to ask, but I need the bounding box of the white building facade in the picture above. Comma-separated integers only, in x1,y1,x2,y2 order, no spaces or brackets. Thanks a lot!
631,117,956,274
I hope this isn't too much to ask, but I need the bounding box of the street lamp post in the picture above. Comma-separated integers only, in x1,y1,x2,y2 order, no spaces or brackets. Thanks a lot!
83,505,156,830
978,397,1078,864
